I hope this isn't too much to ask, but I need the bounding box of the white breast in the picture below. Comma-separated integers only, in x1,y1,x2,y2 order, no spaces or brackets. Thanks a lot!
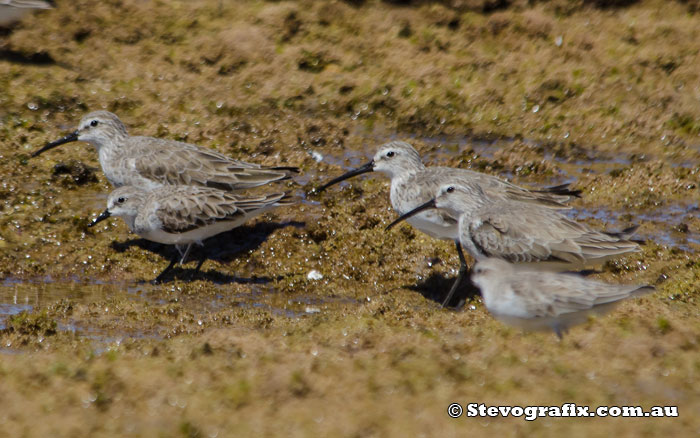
390,174,458,241
139,217,247,245
482,284,531,319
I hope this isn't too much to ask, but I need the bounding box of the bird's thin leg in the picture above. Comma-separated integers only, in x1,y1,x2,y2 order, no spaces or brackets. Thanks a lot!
189,248,207,280
153,253,178,284
553,324,566,340
441,240,469,308
179,243,193,266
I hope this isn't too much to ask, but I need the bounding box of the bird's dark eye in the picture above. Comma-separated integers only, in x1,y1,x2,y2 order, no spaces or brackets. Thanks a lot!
446,186,455,193
386,151,395,157
117,197,125,203
90,120,99,127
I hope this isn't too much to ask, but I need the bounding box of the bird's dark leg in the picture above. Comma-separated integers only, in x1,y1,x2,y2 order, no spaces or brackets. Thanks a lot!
153,253,178,284
553,324,566,340
441,240,470,308
189,248,207,280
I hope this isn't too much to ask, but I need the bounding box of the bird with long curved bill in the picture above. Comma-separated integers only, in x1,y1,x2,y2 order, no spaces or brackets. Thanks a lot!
89,185,294,283
386,182,640,308
316,141,581,307
33,111,299,191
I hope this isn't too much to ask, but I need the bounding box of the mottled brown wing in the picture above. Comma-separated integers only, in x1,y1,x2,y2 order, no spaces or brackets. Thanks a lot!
516,272,649,317
500,183,580,208
514,280,596,318
130,137,295,190
469,213,582,263
429,167,575,208
153,187,288,233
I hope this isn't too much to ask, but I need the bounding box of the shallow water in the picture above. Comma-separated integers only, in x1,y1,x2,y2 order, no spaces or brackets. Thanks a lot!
0,278,137,325
563,201,699,251
1,131,696,352
319,128,650,181
0,279,154,347
0,276,361,352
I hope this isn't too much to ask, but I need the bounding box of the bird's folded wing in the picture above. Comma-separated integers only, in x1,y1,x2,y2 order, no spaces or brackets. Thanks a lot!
514,276,597,317
470,214,577,263
154,187,289,234
130,137,292,190
154,189,244,233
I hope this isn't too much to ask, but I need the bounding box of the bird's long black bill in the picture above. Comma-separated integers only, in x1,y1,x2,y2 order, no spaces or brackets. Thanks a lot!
31,131,79,157
89,210,111,228
315,160,374,193
385,198,437,231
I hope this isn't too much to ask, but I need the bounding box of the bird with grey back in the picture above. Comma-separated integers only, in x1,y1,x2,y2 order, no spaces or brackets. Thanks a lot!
32,111,298,191
317,141,581,306
386,182,640,306
89,185,294,283
470,258,653,338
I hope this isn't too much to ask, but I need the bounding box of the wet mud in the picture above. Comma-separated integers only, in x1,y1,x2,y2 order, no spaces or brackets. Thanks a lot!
0,0,698,436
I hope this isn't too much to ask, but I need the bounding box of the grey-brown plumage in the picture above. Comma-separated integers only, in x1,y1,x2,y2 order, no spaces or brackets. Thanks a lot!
390,182,640,268
320,141,580,306
471,258,654,338
32,111,298,191
445,183,639,267
90,185,294,282
0,1,52,26
386,181,640,307
319,141,579,241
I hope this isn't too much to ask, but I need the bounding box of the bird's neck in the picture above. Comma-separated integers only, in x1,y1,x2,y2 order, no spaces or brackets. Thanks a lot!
118,214,137,232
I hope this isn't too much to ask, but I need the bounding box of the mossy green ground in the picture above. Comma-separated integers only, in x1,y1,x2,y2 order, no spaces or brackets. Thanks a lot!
0,0,698,436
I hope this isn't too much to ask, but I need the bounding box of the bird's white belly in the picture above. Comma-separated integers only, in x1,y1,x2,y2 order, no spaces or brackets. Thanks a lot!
391,175,458,241
103,164,162,190
106,172,163,190
484,292,532,320
405,213,458,240
140,217,248,245
0,4,44,25
491,314,554,332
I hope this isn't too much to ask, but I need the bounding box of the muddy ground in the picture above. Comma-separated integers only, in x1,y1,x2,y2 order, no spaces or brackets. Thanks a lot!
0,0,698,436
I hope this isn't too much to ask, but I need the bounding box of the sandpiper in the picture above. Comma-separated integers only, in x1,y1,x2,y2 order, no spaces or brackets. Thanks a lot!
0,1,52,26
470,258,653,338
387,182,640,306
89,185,294,283
317,141,580,305
33,111,298,191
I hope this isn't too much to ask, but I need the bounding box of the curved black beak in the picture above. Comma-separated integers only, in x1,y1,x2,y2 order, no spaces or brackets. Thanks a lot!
315,160,374,193
89,210,111,228
31,131,79,158
385,198,437,231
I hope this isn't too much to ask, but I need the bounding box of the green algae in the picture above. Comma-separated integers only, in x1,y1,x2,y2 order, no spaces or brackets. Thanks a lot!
4,310,57,336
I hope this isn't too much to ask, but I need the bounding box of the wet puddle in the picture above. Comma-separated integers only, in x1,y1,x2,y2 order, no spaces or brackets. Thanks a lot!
0,278,138,327
565,203,700,252
309,128,640,188
0,279,157,350
0,277,361,353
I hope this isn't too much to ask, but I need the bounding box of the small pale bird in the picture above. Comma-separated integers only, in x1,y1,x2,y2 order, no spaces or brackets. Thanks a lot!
317,141,580,306
89,185,294,283
33,111,298,191
470,258,654,338
386,182,640,306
